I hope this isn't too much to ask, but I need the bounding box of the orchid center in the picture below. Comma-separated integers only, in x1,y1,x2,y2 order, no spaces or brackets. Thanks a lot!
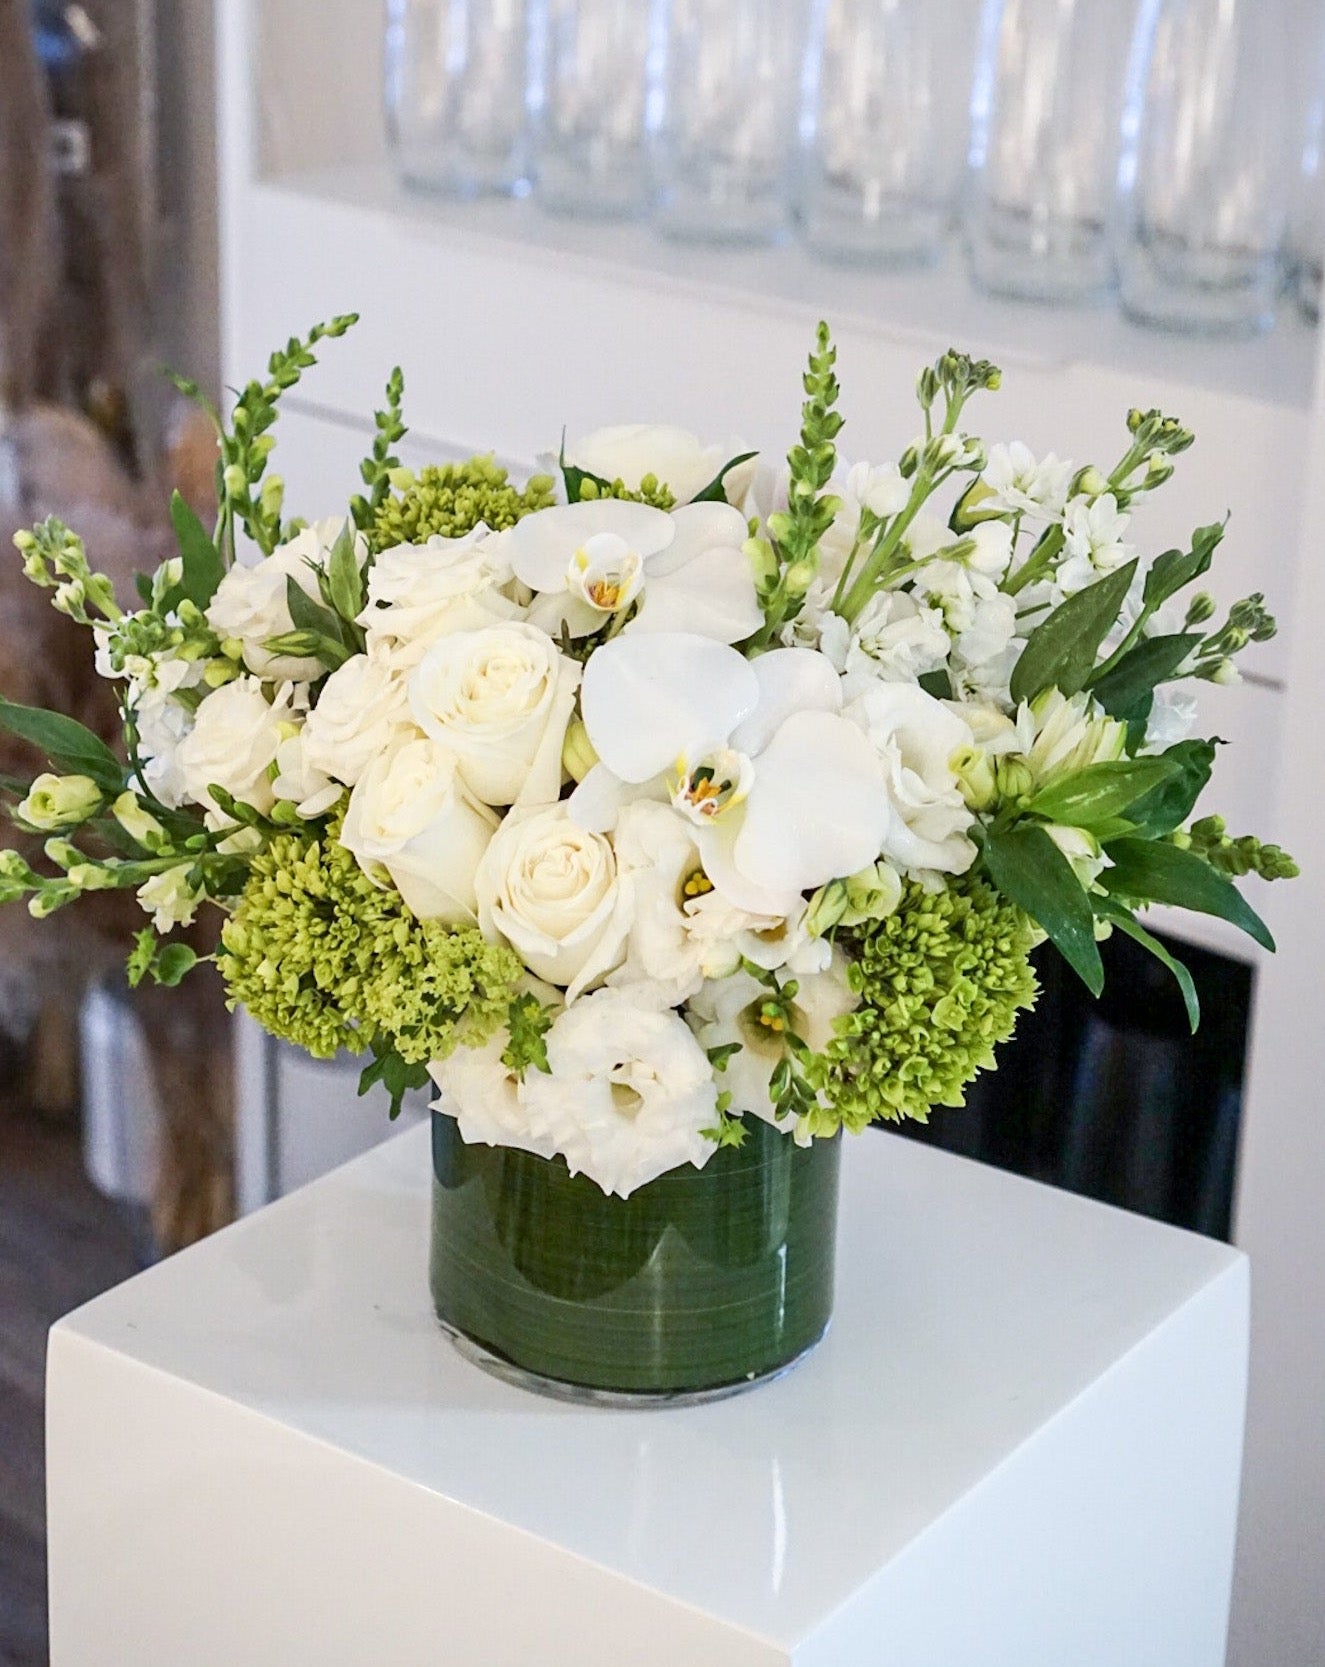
567,533,646,615
669,747,754,826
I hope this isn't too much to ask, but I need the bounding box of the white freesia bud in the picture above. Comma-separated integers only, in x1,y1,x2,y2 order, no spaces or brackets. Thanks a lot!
341,735,498,924
112,791,167,850
17,773,101,830
409,622,581,807
475,803,634,1000
137,864,204,933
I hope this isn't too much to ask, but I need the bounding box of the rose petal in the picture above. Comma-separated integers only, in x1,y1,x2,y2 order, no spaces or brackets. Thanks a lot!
507,501,674,593
629,545,763,643
580,632,759,784
730,648,843,757
733,710,888,892
648,502,751,578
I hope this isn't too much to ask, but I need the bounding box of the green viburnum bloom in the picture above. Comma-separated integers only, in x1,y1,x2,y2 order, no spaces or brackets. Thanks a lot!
370,457,557,551
218,824,523,1062
808,877,1039,1133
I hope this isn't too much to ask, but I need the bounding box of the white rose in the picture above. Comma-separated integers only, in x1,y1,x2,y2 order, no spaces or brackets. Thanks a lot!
522,987,719,1196
565,424,749,505
207,518,355,682
340,735,497,924
176,677,292,817
359,528,518,669
476,803,635,999
846,682,977,875
301,650,415,787
409,622,581,807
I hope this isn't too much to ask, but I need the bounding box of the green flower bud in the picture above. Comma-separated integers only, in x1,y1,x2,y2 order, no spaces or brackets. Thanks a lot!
805,879,849,938
784,559,817,597
1070,464,1107,500
995,756,1035,803
112,791,167,851
561,718,599,784
17,773,102,831
950,744,999,812
259,474,285,520
1185,592,1217,627
204,658,240,688
842,861,903,926
744,536,779,589
950,477,1000,531
222,462,247,497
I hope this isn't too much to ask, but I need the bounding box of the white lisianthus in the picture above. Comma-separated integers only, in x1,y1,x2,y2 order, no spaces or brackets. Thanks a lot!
271,726,343,819
358,528,517,668
136,864,204,933
340,735,498,923
475,803,633,1000
17,774,101,830
1058,493,1134,596
429,1030,562,1164
687,954,857,1138
521,987,719,1196
409,622,581,807
846,682,977,875
134,686,195,810
301,650,415,787
981,442,1075,522
1026,689,1126,787
207,517,356,682
564,423,751,505
819,591,951,697
176,676,293,817
573,634,889,917
506,498,762,644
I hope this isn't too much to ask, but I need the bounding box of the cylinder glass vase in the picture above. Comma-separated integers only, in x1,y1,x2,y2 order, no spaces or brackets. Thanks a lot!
430,1111,841,1403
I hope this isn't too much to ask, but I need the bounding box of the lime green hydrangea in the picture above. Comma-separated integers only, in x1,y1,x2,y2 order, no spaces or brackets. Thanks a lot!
217,824,523,1062
809,877,1039,1133
572,472,676,511
371,456,556,551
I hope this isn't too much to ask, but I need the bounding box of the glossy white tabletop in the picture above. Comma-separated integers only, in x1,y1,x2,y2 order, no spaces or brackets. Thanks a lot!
55,1120,1242,1647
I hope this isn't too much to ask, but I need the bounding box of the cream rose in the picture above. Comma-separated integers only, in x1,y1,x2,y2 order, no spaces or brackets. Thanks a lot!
359,528,517,669
301,650,415,787
207,518,355,682
409,622,580,807
475,803,633,1000
340,735,498,924
176,677,292,817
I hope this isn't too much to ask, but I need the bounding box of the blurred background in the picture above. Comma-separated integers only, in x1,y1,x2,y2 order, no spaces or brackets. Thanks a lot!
3,2,1325,1664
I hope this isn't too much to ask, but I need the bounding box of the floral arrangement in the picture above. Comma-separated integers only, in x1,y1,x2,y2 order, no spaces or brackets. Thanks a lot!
0,320,1295,1197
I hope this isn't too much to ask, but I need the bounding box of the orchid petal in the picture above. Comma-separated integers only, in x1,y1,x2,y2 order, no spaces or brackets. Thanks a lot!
525,589,605,640
567,764,631,833
649,502,751,578
630,545,763,642
506,501,674,593
696,817,804,918
730,648,843,757
734,711,888,892
580,632,758,784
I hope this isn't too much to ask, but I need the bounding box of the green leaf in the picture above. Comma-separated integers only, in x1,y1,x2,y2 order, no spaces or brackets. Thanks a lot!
1009,560,1139,705
918,668,954,700
1094,897,1199,1032
1100,836,1274,951
356,1042,429,1120
983,824,1104,995
285,575,349,645
1024,758,1178,828
1143,521,1224,610
690,451,758,504
134,572,154,605
0,698,124,792
1124,739,1218,839
1089,633,1202,716
169,491,226,608
325,521,365,623
153,943,200,987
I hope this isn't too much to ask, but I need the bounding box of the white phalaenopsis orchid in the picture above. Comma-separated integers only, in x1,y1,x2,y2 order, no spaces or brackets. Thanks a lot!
572,632,890,915
505,499,762,643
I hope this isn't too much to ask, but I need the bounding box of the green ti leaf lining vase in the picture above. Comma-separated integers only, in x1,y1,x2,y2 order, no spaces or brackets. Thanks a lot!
429,1113,841,1403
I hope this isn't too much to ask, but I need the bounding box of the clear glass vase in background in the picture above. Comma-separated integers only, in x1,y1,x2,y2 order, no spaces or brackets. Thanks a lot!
653,0,807,244
1116,0,1295,336
535,0,658,216
1288,9,1325,326
384,0,533,197
799,0,971,265
966,0,1138,303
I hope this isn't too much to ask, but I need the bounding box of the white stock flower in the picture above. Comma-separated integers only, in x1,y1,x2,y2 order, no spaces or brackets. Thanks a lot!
409,622,581,807
340,735,498,923
358,528,516,668
573,634,890,916
429,1031,562,1164
845,682,977,875
176,677,293,817
820,591,951,697
207,517,356,682
506,499,761,643
1058,493,1134,596
134,685,195,809
817,460,912,587
564,423,750,505
271,727,343,819
521,987,719,1196
301,650,415,787
1144,686,1198,751
982,443,1074,522
475,803,634,999
136,864,204,933
915,558,1018,671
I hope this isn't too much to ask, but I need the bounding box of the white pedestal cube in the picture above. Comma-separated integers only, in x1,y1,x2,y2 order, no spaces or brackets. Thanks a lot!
47,1124,1248,1666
